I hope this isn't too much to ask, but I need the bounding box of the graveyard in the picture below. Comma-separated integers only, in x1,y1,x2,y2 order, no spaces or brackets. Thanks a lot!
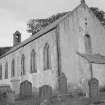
1,76,105,105
1,84,105,105
0,53,105,105
0,1,105,105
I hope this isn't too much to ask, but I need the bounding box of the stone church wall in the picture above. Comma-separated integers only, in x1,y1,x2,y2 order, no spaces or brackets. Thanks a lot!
58,3,105,91
0,2,105,97
0,29,58,95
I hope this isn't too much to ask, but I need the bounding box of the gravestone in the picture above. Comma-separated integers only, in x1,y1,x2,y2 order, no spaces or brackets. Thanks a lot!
0,86,15,103
20,80,32,97
6,91,15,103
82,79,89,97
39,85,52,101
59,72,67,94
88,78,99,97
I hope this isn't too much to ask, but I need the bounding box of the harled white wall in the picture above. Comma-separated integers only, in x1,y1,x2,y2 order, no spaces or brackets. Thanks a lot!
58,3,105,90
0,29,58,94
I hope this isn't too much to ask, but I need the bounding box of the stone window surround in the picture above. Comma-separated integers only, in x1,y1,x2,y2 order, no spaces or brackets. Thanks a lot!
0,64,2,80
30,49,37,73
43,43,51,70
11,59,15,77
21,54,25,76
5,61,8,79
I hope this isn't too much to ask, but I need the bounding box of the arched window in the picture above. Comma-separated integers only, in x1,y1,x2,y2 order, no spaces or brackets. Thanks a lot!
21,54,25,75
0,64,2,80
84,34,92,53
5,61,8,79
11,59,15,77
31,49,37,73
43,43,51,70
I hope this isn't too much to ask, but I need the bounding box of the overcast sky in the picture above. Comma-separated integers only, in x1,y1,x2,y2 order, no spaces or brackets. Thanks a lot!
0,0,105,47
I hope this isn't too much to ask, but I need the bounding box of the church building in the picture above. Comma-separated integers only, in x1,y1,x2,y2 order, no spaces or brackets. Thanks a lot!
0,0,105,97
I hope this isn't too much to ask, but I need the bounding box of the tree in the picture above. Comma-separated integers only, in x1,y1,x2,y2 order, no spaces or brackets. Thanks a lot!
27,12,68,35
27,7,105,35
27,19,42,35
90,7,105,26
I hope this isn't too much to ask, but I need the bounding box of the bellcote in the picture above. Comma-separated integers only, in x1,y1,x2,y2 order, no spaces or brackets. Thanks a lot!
13,31,21,46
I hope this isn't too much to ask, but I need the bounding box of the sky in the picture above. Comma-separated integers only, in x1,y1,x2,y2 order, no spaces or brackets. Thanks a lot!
0,0,105,47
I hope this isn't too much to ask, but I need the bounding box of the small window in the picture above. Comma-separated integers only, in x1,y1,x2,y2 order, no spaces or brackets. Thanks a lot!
30,49,37,73
21,54,25,75
84,34,92,53
43,43,51,70
11,59,15,77
0,64,2,80
5,61,8,79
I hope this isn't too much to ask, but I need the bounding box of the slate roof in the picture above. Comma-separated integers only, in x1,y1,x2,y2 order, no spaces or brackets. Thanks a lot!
77,52,105,64
0,47,12,56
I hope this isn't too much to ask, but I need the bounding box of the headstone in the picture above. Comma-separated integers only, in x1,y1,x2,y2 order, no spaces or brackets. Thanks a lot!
6,91,15,103
0,86,15,103
39,85,52,101
82,79,89,97
20,80,32,97
59,72,67,94
88,78,99,97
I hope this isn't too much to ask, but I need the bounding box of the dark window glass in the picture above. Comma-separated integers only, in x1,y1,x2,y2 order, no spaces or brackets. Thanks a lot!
21,54,25,75
0,65,2,80
84,34,92,53
11,59,15,77
5,61,8,79
43,43,51,70
31,49,37,73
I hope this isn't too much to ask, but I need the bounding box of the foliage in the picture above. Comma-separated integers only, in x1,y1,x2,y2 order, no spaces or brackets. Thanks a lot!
27,12,68,35
27,7,105,35
90,7,105,25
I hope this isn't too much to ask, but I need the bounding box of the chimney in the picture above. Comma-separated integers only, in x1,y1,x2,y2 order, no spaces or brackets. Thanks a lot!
13,31,21,46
